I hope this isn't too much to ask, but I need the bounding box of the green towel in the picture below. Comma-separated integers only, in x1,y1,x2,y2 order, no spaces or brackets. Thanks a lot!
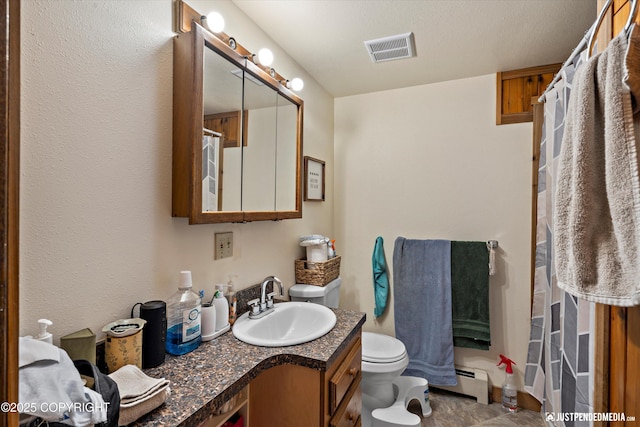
451,241,490,350
372,236,389,318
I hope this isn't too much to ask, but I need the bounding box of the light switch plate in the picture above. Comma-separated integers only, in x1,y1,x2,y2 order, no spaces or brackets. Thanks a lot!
215,232,233,259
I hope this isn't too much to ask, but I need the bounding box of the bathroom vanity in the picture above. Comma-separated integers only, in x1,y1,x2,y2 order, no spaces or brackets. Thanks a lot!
130,308,365,427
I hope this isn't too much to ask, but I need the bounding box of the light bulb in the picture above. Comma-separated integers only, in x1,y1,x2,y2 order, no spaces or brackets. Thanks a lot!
257,48,274,67
290,77,304,91
206,11,225,33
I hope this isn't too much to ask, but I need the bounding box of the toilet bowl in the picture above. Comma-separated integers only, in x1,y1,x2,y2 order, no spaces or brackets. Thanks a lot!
361,332,410,427
289,281,426,426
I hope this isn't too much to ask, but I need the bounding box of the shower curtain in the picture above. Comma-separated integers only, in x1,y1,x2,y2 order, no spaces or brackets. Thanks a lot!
202,135,220,212
525,53,596,427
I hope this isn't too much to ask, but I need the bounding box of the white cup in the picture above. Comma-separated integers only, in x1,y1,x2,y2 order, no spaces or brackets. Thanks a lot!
201,303,217,341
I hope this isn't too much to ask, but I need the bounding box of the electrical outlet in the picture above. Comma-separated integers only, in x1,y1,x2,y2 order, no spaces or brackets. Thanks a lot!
215,232,233,259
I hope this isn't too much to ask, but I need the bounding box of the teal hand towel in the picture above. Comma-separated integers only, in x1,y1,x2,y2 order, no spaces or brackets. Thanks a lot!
372,236,389,318
451,241,490,350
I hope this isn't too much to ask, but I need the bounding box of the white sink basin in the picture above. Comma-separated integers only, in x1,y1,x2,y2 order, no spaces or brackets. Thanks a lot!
232,302,337,347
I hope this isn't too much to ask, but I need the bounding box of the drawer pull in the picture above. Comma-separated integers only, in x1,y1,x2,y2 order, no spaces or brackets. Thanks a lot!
349,367,358,377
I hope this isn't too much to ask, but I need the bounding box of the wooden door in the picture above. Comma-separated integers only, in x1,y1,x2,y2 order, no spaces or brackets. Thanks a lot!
0,0,20,426
595,1,640,424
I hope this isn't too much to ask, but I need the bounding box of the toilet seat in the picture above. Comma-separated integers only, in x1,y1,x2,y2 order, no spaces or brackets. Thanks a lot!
362,332,407,363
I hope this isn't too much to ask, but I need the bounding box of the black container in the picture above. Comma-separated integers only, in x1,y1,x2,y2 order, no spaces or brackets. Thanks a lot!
132,300,166,368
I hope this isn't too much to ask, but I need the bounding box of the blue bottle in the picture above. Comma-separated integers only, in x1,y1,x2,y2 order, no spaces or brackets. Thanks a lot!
165,271,202,355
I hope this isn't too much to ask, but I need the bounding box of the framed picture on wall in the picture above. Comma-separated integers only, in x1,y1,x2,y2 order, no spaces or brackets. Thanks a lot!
304,156,325,201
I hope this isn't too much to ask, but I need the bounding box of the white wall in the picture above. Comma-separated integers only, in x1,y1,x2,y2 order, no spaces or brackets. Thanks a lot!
20,0,334,342
334,75,532,390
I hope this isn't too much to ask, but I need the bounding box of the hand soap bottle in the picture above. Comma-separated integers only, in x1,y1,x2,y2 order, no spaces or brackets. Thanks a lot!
227,275,237,326
213,284,229,332
36,319,53,344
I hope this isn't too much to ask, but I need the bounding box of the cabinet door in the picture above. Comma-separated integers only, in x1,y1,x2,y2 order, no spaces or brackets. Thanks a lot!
249,364,321,427
241,72,278,213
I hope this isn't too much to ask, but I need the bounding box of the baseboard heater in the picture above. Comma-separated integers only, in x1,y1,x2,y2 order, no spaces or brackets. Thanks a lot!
435,366,489,404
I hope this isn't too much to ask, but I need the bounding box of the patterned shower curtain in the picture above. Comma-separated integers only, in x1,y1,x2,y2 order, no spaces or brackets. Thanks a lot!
524,53,596,427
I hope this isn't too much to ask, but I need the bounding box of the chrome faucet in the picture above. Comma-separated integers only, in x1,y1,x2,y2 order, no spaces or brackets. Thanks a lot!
248,276,285,319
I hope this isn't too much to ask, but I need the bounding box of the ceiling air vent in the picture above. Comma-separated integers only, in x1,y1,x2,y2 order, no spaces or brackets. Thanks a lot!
364,32,415,63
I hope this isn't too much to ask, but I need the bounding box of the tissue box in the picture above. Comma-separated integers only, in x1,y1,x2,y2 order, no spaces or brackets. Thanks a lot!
60,328,96,364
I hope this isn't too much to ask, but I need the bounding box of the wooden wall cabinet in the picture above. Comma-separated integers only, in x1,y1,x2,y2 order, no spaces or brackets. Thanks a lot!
173,23,303,224
249,334,362,427
204,111,248,149
496,63,560,125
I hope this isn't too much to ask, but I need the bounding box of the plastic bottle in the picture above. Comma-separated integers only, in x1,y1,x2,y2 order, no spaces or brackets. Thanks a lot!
328,240,336,258
165,271,202,355
36,319,53,344
213,284,229,332
227,275,237,326
497,354,518,412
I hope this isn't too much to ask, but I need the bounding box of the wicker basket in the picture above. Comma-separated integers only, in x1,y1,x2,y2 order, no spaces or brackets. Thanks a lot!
295,256,341,286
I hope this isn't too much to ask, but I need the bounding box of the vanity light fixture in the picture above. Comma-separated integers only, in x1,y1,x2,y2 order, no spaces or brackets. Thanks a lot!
290,78,304,91
281,78,304,92
254,48,274,67
201,11,225,33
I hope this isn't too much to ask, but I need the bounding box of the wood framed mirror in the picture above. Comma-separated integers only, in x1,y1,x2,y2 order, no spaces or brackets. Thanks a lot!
172,23,303,224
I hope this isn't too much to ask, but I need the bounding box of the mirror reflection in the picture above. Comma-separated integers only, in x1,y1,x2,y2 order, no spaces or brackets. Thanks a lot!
241,69,278,212
202,42,243,212
276,93,298,211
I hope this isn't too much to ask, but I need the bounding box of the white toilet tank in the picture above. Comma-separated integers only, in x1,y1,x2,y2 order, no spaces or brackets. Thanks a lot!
289,277,341,308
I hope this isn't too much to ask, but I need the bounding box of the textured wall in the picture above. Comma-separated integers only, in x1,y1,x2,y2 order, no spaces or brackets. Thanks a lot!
20,0,334,342
334,75,532,390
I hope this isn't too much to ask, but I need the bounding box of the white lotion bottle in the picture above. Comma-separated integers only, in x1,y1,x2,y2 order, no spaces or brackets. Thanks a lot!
36,319,53,344
213,284,229,332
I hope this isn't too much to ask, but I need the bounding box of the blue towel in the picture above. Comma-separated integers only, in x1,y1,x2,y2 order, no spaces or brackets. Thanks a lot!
393,237,457,386
372,236,389,318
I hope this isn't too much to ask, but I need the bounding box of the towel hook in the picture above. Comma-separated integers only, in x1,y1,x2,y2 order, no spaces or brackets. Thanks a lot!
587,0,614,58
588,0,638,58
625,0,639,32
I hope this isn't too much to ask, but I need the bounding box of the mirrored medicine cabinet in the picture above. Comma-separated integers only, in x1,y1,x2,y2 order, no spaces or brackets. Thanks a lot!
172,22,303,224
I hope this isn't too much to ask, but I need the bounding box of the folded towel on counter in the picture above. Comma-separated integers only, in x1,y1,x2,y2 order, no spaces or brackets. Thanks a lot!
117,387,171,426
393,237,457,386
450,241,491,350
108,364,171,425
554,28,640,306
372,236,390,318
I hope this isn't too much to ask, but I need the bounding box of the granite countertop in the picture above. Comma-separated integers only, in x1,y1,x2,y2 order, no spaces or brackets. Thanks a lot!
130,308,366,427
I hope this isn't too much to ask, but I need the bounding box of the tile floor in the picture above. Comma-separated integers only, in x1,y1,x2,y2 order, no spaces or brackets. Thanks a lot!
406,388,547,427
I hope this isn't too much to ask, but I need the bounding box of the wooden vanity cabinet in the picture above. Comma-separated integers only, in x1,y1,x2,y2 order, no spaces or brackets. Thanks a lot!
199,386,249,427
249,333,362,427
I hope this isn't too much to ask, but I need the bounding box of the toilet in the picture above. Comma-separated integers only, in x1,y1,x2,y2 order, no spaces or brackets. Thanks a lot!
289,279,431,427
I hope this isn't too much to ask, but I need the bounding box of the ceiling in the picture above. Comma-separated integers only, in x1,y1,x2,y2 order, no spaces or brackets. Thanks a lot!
229,0,597,98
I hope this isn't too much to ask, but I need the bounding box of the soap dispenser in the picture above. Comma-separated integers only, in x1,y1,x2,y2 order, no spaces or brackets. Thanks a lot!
213,284,229,332
36,319,53,344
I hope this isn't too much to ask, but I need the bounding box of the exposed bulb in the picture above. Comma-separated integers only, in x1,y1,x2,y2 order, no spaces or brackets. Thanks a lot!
290,77,304,91
205,11,225,33
257,48,274,66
